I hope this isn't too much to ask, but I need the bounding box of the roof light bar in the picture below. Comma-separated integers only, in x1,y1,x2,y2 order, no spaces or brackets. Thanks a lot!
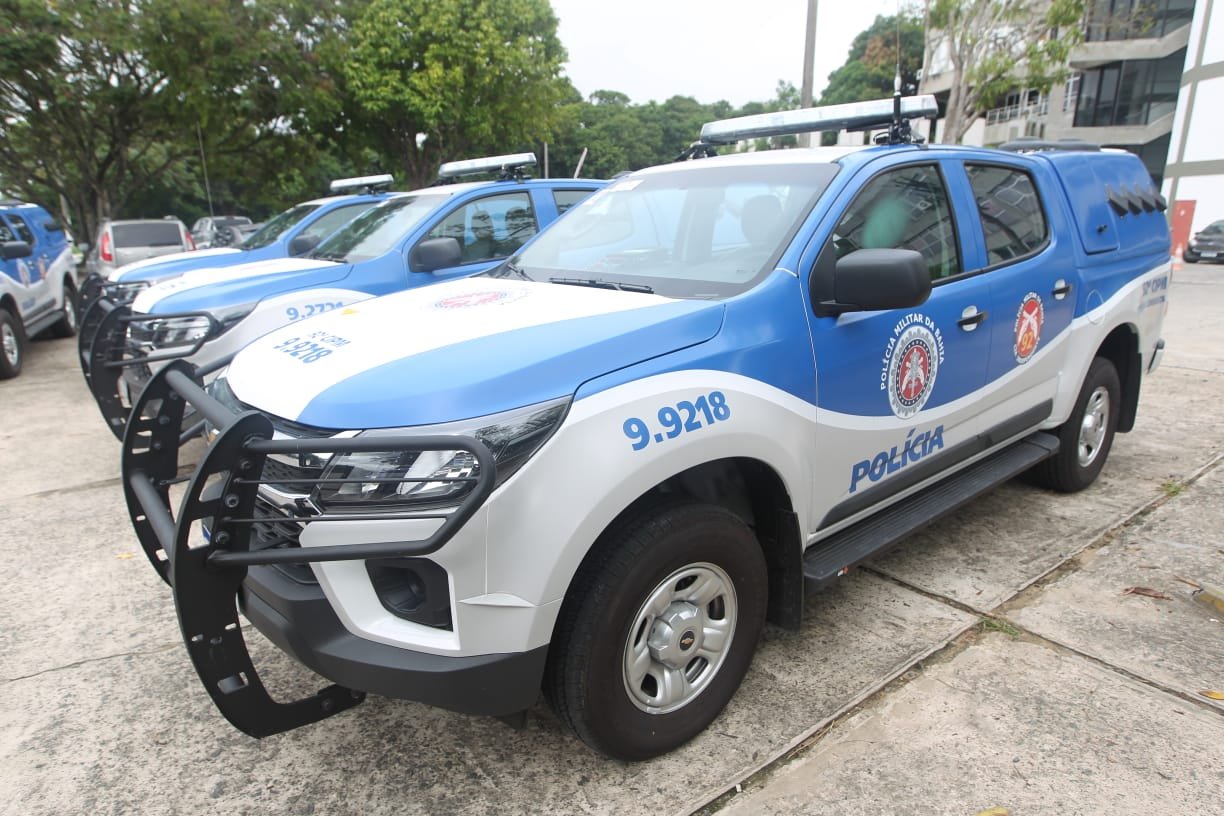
330,174,395,193
700,95,939,145
437,153,537,180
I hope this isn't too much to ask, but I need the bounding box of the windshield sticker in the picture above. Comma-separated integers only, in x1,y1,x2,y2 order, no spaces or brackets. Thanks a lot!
1013,293,1044,364
622,391,731,451
434,289,526,309
849,425,945,493
882,313,944,419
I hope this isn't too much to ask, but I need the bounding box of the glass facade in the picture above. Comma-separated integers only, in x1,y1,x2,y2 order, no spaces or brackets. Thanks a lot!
1085,0,1194,41
1073,49,1185,127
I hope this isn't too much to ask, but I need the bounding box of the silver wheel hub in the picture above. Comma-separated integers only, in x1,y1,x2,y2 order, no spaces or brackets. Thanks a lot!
2,323,17,366
64,299,77,331
1077,386,1110,467
623,562,737,715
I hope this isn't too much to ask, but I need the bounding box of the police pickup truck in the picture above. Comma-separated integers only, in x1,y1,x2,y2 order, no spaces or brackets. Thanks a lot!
0,200,78,379
83,155,602,437
121,97,1170,761
76,175,398,324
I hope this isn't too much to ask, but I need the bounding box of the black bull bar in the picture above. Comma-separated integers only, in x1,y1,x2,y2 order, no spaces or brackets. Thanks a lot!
79,298,224,440
122,360,496,736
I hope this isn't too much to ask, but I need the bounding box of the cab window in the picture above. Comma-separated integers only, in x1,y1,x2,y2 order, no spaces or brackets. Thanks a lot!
553,189,594,215
425,192,537,264
965,164,1048,265
0,219,15,243
831,164,959,281
6,215,35,246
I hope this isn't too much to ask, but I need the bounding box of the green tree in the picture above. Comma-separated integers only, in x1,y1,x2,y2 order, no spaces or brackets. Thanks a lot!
928,0,1085,143
0,0,347,240
819,13,925,106
339,0,569,187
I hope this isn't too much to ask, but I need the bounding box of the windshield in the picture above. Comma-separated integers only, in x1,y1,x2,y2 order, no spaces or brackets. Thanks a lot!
243,204,319,249
506,162,839,299
311,194,449,263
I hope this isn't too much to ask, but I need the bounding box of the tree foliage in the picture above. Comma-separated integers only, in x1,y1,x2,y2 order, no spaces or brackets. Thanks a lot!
339,0,569,187
0,0,347,239
820,13,925,106
928,0,1085,143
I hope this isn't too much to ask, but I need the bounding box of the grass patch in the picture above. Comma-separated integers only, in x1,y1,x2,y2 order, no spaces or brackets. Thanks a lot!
979,617,1021,639
1160,480,1185,497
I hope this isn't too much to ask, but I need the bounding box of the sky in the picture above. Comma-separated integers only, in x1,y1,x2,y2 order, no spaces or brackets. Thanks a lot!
549,0,909,108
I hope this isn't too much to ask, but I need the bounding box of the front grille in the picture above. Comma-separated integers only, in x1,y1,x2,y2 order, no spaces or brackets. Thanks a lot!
250,496,317,585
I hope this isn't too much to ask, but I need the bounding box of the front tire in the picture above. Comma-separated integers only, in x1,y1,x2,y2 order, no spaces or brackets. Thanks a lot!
0,309,25,379
545,500,767,760
1029,357,1120,492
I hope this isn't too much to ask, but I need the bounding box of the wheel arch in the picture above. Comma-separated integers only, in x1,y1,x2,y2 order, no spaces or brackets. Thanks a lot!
551,456,805,641
1094,322,1140,433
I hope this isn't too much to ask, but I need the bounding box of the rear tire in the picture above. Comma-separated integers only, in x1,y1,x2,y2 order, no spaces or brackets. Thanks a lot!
0,309,24,379
545,500,767,760
1029,357,1120,492
49,279,79,338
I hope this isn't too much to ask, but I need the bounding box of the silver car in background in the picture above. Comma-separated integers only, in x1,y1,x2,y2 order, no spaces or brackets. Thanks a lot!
84,218,195,278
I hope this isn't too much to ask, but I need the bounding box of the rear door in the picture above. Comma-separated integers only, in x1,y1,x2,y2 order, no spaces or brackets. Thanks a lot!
957,160,1075,433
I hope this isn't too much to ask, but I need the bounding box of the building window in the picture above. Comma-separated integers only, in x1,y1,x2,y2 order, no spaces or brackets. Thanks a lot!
1085,0,1194,42
1073,49,1185,127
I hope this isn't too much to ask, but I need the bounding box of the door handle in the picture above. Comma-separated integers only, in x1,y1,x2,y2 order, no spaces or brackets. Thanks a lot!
958,306,987,330
1052,279,1072,299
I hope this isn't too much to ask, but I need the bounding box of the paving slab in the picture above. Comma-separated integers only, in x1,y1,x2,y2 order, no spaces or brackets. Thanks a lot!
712,634,1224,816
0,478,187,678
0,336,119,498
0,574,973,816
1009,465,1224,711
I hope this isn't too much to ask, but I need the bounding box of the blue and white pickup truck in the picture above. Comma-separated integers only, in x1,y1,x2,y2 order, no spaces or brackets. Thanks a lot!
0,200,78,379
121,98,1170,761
83,155,602,437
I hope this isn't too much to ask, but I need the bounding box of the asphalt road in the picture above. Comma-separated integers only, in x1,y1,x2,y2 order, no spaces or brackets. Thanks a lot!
1,263,1221,815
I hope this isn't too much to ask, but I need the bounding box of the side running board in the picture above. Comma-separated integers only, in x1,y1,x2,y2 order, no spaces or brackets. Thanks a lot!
803,431,1059,591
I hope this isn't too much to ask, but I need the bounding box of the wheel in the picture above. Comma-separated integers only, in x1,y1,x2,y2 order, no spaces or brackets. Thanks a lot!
1029,357,1120,492
48,279,79,338
0,308,25,379
545,500,767,760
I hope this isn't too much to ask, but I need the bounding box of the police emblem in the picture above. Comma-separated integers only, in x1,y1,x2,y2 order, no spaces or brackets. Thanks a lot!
1013,293,1044,364
886,321,941,419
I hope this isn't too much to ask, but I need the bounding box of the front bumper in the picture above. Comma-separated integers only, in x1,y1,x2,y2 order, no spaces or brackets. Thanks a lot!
78,298,224,440
121,361,505,736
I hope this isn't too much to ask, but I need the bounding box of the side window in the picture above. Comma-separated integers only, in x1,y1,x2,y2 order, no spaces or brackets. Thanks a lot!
7,215,35,246
299,202,375,243
0,218,15,243
832,164,960,280
553,189,595,215
425,192,537,264
965,164,1048,265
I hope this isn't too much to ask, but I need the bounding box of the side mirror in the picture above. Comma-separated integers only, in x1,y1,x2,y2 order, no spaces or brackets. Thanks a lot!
0,241,33,260
817,248,931,315
411,237,463,272
289,234,322,256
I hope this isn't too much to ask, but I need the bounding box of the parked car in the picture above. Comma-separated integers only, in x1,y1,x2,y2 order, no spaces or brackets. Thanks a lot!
82,154,603,437
0,200,78,378
190,215,253,249
116,98,1170,759
1184,219,1224,263
84,218,195,280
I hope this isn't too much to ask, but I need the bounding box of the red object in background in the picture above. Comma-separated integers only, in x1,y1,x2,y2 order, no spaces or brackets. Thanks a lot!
1170,200,1196,258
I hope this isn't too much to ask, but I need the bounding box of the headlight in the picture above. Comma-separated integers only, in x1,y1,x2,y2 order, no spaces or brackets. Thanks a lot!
314,397,571,510
136,302,255,348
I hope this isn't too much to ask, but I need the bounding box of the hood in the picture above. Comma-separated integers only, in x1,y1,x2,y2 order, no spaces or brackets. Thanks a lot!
227,277,725,428
132,257,346,314
110,247,242,282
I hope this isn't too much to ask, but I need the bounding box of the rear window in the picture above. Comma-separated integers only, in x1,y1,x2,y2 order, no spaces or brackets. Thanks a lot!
214,217,251,228
6,215,35,245
965,164,1048,265
112,222,184,248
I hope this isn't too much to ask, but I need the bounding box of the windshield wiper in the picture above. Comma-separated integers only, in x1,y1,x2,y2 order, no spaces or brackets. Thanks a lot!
310,252,348,263
548,277,654,294
487,258,534,281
